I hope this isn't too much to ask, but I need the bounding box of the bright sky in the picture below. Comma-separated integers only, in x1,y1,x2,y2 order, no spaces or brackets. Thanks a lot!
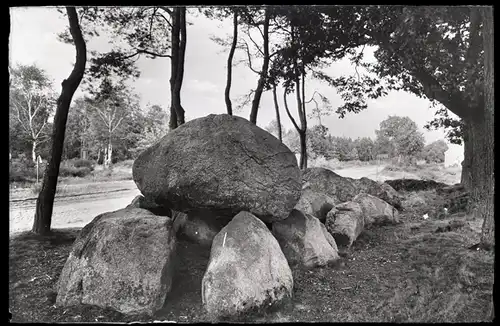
9,6,464,154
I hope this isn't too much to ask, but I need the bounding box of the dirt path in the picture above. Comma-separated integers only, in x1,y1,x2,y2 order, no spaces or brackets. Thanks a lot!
9,181,141,236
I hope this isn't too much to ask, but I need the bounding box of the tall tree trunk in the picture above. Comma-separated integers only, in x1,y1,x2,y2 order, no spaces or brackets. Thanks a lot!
475,6,494,250
283,88,302,168
169,7,187,129
272,85,282,142
169,8,181,130
249,7,270,124
225,10,238,115
299,130,307,170
294,73,307,169
175,7,187,126
300,72,307,169
461,121,473,188
32,140,37,162
32,7,86,235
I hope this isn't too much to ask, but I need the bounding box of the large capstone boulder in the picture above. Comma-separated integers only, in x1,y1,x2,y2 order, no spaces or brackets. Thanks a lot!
127,195,172,216
133,114,302,223
302,168,358,203
173,209,221,247
56,208,176,316
272,209,340,268
202,211,293,320
325,202,364,249
352,193,400,226
294,187,336,223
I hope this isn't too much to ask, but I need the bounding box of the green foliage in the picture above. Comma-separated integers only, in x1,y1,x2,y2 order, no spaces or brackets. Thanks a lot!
424,105,464,145
58,160,94,178
60,87,169,164
420,140,449,163
9,158,46,182
131,104,170,156
73,159,94,170
353,137,375,161
375,116,425,159
268,6,365,92
9,63,56,159
329,6,484,142
58,7,171,83
60,77,166,163
307,125,331,159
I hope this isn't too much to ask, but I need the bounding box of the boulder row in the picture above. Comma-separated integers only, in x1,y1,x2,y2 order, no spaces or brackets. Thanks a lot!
272,209,340,268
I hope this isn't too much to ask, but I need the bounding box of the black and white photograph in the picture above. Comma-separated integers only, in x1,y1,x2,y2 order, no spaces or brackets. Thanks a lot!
8,5,494,323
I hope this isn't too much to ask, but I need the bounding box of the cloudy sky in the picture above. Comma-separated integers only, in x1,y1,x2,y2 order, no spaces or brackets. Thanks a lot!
9,6,463,153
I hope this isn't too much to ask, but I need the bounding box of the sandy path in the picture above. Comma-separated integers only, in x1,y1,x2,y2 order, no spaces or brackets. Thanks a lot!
9,181,141,236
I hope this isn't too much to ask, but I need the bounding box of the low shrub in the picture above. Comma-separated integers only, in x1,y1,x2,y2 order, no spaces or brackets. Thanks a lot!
9,159,46,182
59,166,93,178
73,159,94,170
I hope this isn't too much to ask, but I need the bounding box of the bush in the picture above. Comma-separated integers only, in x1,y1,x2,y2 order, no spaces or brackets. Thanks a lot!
73,159,94,170
9,159,46,182
59,166,93,178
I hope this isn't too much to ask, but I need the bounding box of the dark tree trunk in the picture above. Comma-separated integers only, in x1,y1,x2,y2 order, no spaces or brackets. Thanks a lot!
249,7,270,124
299,130,307,170
225,10,238,116
169,7,186,129
272,85,282,142
283,88,302,167
475,6,494,250
32,7,86,235
300,72,307,169
169,8,180,130
461,121,473,188
169,7,187,130
467,112,494,250
294,72,307,170
175,7,187,126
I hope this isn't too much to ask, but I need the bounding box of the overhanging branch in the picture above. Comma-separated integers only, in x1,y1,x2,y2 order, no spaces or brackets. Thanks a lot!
370,30,472,119
411,67,471,118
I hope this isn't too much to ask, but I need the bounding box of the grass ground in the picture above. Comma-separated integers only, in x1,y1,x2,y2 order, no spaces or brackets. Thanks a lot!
8,188,494,323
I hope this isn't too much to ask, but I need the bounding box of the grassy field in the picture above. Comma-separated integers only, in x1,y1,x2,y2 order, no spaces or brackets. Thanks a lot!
8,184,494,322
